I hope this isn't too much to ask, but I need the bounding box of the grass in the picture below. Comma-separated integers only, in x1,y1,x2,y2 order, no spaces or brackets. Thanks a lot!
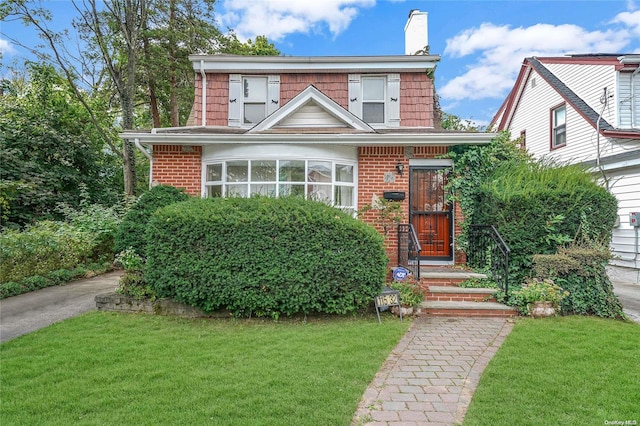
464,316,640,425
0,311,410,426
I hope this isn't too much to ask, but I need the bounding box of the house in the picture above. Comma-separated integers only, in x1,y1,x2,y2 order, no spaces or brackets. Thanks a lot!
491,54,640,282
124,10,495,267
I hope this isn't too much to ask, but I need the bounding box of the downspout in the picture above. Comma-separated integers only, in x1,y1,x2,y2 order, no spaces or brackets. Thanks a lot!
134,138,154,189
200,60,206,127
632,66,640,128
596,87,612,190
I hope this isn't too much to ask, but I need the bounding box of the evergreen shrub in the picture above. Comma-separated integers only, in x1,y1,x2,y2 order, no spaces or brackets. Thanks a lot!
114,185,190,257
473,161,617,283
532,246,624,319
145,197,388,318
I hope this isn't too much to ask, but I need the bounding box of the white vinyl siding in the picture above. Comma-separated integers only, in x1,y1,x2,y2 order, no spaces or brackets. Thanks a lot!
278,103,348,128
608,169,640,270
618,71,640,129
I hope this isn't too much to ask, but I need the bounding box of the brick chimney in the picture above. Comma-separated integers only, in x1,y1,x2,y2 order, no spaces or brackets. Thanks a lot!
404,10,428,55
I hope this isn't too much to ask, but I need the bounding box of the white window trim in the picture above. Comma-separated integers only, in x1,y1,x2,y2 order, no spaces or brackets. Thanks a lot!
551,104,566,149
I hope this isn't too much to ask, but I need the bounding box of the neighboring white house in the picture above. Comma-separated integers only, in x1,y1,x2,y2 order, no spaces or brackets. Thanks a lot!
492,54,640,282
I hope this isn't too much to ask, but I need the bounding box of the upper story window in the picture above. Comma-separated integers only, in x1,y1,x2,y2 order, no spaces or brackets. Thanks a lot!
228,74,280,127
551,104,566,149
362,77,386,124
349,74,400,128
243,77,267,124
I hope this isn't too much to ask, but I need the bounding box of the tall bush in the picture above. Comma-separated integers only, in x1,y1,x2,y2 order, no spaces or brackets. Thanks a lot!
473,161,617,283
145,197,388,318
114,185,190,257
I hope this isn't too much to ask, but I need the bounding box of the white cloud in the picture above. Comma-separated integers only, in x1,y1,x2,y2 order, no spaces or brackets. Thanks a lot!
0,38,17,57
439,19,636,102
219,0,375,41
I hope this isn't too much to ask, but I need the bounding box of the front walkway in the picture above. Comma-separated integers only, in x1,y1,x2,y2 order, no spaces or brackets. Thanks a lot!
353,316,514,426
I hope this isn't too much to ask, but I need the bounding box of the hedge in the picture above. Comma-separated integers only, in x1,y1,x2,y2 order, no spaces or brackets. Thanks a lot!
114,185,190,257
473,162,617,283
144,197,388,318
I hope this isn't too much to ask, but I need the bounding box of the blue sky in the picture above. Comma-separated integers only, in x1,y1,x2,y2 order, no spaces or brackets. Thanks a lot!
3,0,640,127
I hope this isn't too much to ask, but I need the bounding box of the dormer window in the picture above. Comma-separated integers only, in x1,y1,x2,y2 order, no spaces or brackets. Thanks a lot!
349,73,400,127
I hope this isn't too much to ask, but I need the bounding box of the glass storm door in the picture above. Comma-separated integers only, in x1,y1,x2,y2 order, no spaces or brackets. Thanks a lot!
409,167,453,261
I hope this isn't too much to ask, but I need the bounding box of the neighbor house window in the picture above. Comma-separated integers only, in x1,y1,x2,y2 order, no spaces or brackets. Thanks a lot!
243,77,267,124
362,77,386,124
204,160,356,211
551,104,566,148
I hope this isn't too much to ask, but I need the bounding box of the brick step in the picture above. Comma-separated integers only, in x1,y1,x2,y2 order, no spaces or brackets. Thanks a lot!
426,286,497,302
419,270,487,287
419,301,518,318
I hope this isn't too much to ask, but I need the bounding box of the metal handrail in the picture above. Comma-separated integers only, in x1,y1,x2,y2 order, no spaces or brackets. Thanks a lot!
397,223,421,279
467,225,511,294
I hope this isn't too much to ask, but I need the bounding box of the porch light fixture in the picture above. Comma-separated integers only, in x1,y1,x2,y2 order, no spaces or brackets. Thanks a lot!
396,161,404,176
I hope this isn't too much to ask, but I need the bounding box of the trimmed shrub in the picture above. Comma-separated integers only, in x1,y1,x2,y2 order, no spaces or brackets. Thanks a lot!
532,246,624,319
473,161,617,283
114,185,189,257
145,197,388,317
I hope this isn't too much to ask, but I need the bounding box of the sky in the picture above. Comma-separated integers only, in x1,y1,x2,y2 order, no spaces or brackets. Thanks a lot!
2,0,640,127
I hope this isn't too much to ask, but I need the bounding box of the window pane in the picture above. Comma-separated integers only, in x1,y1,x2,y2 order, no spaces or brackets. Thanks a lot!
308,161,331,183
250,184,276,197
554,125,566,147
251,160,276,181
279,184,305,198
335,164,353,183
244,103,266,124
226,184,248,198
279,160,305,182
363,77,384,101
363,103,384,123
226,161,248,182
554,107,565,125
206,164,222,182
308,184,332,203
207,185,222,198
243,77,267,101
335,186,353,207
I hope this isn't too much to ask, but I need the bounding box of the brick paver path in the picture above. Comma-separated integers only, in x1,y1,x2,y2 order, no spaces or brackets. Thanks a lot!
352,317,514,426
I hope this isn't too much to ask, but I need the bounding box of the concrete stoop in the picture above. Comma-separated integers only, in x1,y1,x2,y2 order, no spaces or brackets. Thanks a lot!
418,269,518,318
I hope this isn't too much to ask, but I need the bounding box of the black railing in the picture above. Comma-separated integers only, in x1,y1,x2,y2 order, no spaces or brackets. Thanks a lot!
467,225,511,294
397,223,421,279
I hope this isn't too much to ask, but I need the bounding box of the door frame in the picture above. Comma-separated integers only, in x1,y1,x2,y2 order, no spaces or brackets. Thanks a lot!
408,162,454,263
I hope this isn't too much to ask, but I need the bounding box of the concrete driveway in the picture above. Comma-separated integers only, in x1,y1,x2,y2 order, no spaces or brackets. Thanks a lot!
0,271,122,343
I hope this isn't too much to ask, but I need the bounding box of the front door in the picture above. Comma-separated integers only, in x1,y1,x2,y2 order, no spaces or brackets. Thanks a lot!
409,167,453,261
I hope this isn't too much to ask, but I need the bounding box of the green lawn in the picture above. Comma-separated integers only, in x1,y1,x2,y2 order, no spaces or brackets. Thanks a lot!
464,316,640,425
0,312,409,426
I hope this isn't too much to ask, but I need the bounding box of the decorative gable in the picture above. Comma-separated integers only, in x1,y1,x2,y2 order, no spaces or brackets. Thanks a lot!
249,85,375,133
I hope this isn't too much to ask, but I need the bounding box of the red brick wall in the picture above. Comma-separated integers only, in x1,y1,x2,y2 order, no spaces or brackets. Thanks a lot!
358,146,454,264
151,145,202,196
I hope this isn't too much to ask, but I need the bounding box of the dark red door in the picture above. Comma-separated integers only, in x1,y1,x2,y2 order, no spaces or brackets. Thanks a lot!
409,167,453,260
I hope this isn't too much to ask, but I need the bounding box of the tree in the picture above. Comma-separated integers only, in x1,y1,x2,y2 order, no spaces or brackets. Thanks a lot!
0,63,120,227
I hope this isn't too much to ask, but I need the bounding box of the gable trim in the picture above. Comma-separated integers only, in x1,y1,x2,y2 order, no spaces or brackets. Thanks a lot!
248,85,375,133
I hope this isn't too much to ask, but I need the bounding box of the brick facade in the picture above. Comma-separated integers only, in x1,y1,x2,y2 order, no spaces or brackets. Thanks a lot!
151,145,202,196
